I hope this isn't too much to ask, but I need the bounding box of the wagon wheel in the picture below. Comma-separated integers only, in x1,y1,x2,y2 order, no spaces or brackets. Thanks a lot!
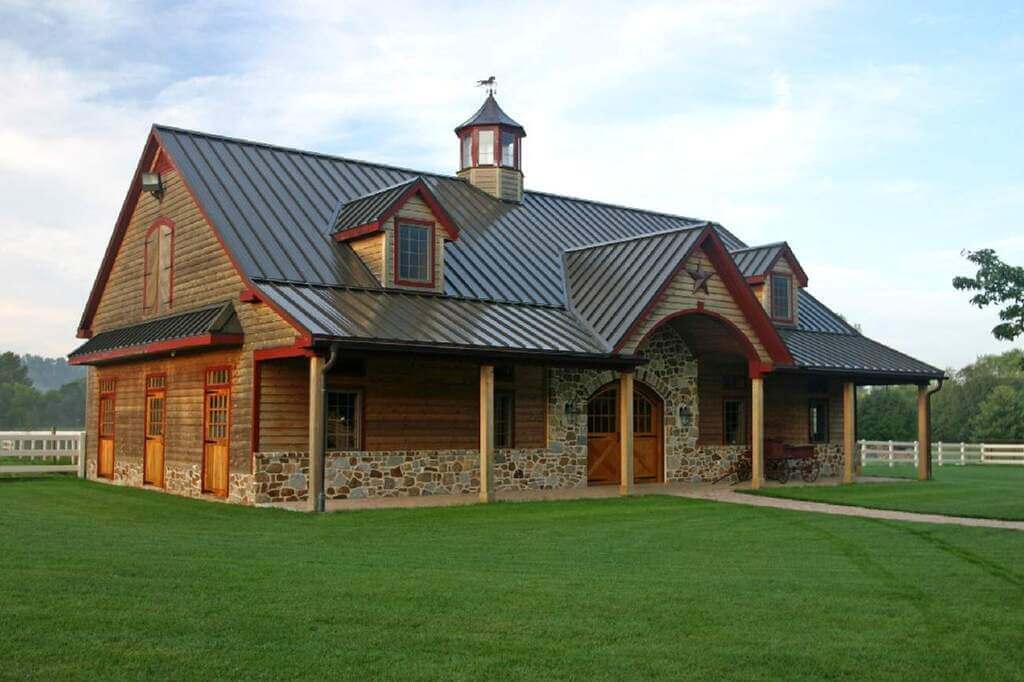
775,461,790,484
802,460,820,483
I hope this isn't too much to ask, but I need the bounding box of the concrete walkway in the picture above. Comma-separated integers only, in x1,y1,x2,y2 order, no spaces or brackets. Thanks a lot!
671,487,1024,531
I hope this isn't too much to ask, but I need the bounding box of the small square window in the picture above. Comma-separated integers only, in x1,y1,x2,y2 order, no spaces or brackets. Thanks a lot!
396,222,432,284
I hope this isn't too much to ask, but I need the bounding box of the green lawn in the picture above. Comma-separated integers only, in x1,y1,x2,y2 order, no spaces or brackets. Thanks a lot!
2,478,1024,680
747,465,1024,521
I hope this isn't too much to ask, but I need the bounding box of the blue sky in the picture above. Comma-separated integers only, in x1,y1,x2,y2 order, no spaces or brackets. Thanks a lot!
0,0,1021,369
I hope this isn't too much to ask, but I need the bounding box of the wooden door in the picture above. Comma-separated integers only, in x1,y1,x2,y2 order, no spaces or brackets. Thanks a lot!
202,386,230,497
633,387,663,483
143,378,166,487
587,383,664,486
97,379,115,478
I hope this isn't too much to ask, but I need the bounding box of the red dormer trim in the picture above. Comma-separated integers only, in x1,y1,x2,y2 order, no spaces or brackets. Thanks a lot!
392,217,437,289
745,244,808,288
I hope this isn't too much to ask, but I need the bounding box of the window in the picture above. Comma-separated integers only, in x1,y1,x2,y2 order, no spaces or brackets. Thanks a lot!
809,398,829,444
477,129,495,165
495,391,515,448
587,391,617,434
771,273,792,321
723,399,746,445
501,131,516,167
461,134,472,169
144,219,174,314
395,221,432,284
326,391,361,450
634,394,654,434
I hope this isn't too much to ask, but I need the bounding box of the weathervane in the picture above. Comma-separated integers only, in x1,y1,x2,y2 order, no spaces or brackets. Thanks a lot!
476,75,497,95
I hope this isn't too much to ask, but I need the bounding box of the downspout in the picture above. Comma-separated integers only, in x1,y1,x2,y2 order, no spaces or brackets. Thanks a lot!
924,377,945,481
315,343,341,513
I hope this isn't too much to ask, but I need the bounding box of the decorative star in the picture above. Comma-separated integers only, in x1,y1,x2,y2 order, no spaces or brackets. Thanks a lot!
687,267,713,295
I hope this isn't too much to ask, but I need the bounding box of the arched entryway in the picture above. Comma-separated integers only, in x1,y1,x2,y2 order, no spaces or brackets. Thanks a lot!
587,381,664,485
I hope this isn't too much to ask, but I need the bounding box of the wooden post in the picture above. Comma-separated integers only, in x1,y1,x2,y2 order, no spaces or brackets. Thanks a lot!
619,371,634,496
308,355,325,512
937,441,943,467
843,382,855,484
479,365,495,503
888,440,894,468
750,376,764,490
917,384,931,481
960,442,965,466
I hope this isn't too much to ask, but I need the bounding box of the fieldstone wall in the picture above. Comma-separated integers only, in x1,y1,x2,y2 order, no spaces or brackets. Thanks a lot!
815,444,845,477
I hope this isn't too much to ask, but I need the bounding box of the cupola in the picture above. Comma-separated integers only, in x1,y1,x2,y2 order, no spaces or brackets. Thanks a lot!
455,92,525,203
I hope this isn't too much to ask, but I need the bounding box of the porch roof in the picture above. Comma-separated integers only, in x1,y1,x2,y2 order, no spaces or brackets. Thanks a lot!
778,328,944,380
254,280,630,363
69,302,243,365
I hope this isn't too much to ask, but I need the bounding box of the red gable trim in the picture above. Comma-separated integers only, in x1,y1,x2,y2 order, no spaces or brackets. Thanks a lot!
612,226,794,367
745,244,808,288
332,180,459,243
68,332,243,366
76,127,314,348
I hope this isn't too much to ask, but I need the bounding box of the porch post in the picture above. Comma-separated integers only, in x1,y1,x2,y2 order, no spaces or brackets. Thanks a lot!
308,355,326,512
917,384,932,481
479,364,495,503
843,381,855,484
619,371,634,496
750,376,764,490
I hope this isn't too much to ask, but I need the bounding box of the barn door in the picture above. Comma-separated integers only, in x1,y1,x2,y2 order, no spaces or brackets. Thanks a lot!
97,378,116,479
143,375,166,487
202,368,231,497
586,382,664,485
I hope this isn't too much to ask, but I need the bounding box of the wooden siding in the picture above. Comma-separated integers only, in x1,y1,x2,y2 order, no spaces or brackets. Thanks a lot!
83,159,301,477
457,166,523,203
257,356,547,452
622,246,771,361
382,195,446,293
349,233,384,283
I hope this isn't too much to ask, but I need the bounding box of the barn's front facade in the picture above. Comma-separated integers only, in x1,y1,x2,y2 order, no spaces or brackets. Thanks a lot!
70,96,944,508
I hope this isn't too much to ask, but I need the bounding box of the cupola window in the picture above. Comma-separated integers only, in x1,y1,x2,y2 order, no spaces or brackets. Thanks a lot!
477,130,495,165
501,131,517,168
461,135,472,170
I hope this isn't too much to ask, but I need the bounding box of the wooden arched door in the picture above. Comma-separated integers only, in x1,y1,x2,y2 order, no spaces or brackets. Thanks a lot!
586,382,664,485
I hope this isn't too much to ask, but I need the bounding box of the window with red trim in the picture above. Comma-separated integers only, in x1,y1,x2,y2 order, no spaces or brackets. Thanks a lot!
144,219,174,314
395,220,433,285
770,273,793,321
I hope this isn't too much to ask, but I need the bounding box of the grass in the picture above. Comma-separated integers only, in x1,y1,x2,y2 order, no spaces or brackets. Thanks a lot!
747,465,1024,521
2,478,1024,680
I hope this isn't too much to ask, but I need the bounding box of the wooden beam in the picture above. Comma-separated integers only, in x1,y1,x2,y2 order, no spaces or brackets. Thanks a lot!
479,364,495,503
619,371,635,495
308,355,325,512
917,384,932,481
843,381,856,484
750,376,764,490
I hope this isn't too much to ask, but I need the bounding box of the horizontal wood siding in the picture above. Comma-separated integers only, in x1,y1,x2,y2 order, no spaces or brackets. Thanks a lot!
258,356,547,452
350,233,384,284
622,247,771,361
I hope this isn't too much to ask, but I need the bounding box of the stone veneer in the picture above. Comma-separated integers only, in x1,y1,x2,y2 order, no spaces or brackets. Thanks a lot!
87,458,253,504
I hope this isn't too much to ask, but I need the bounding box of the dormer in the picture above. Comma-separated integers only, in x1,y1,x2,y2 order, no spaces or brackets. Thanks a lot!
732,242,808,326
333,178,458,293
455,93,526,203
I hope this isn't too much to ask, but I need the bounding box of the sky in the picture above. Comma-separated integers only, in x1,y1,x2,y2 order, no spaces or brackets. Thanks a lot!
0,0,1022,370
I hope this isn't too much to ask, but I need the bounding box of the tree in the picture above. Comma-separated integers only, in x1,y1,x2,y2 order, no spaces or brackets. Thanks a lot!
0,352,30,387
969,384,1024,442
953,249,1024,342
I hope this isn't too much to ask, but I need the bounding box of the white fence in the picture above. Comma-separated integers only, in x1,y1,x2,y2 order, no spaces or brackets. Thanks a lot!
859,440,1024,467
0,431,86,477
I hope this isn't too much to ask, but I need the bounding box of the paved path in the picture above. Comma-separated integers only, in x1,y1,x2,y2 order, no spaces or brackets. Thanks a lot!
672,488,1024,531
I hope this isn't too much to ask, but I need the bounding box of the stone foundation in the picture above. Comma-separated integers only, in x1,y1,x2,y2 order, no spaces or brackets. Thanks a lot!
85,457,254,504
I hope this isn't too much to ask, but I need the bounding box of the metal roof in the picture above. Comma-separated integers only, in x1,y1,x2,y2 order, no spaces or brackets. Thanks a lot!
333,177,419,232
70,302,241,359
255,281,610,358
454,94,526,136
779,329,943,379
732,243,784,278
564,226,706,348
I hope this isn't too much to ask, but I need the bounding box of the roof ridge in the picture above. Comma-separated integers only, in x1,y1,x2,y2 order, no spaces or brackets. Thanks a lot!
152,124,747,246
731,241,788,253
563,223,709,254
252,278,571,311
343,176,419,202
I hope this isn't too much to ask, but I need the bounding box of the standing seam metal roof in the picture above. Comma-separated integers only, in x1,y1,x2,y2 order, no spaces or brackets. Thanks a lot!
332,178,419,232
69,302,240,358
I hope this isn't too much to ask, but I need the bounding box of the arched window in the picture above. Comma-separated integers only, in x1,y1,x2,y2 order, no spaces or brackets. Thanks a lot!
144,218,174,314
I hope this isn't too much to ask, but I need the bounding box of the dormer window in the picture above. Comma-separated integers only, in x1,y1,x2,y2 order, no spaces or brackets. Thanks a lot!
395,219,434,287
143,218,174,314
771,273,793,321
477,130,495,165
